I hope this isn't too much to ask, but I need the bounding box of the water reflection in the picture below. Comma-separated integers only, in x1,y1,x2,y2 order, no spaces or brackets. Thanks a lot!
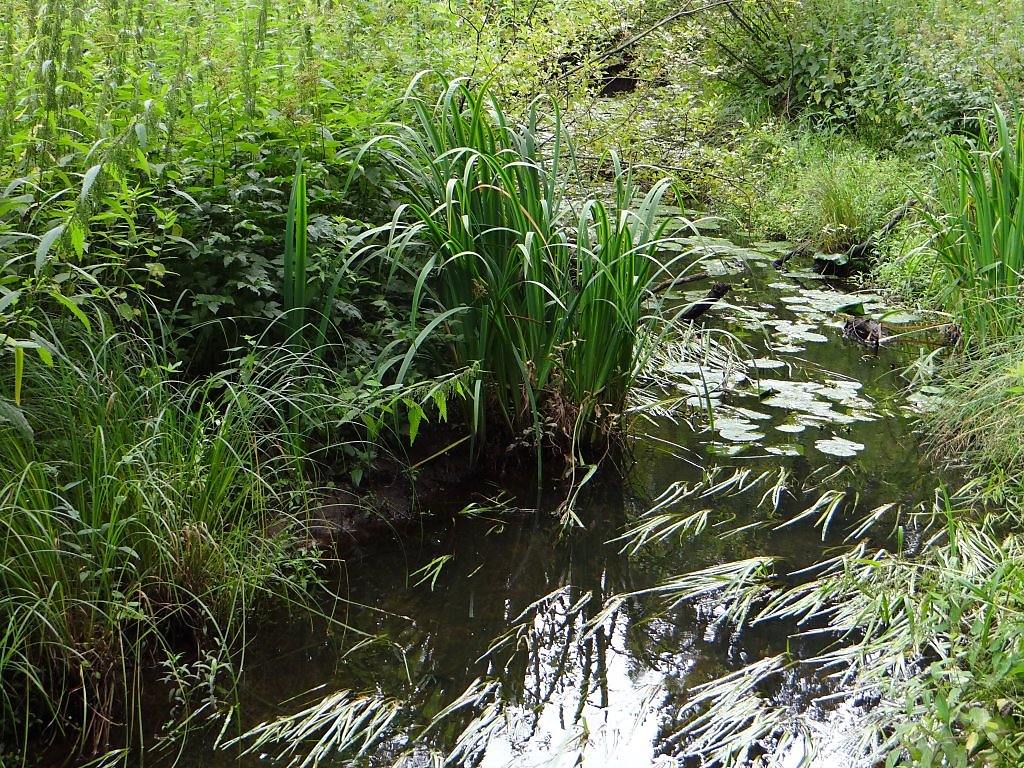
173,246,952,768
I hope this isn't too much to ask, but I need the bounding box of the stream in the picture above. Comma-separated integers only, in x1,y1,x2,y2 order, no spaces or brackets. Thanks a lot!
175,229,948,767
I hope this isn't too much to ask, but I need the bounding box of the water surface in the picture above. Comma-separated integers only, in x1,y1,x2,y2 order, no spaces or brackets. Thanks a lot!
184,238,947,767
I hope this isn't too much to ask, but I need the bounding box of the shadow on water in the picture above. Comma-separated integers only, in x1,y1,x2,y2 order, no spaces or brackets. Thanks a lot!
150,237,952,767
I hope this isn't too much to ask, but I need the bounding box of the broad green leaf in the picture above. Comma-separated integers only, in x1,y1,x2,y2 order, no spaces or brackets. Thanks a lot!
35,224,66,274
79,164,103,204
405,399,425,444
135,122,148,151
432,389,448,421
0,398,32,441
836,301,866,316
70,220,86,258
49,291,92,333
0,289,20,314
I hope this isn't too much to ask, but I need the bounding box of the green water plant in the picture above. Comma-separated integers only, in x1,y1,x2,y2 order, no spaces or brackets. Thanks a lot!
923,337,1024,507
926,107,1024,341
364,74,691,469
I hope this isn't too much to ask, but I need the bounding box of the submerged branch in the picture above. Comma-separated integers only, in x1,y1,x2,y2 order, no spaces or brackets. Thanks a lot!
679,282,731,321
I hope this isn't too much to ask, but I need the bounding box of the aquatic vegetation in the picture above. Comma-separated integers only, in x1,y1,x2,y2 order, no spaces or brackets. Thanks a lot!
225,689,403,767
367,75,693,464
926,107,1024,342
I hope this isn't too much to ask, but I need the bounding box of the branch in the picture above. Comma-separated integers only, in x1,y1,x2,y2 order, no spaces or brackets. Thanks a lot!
556,0,738,81
680,283,731,321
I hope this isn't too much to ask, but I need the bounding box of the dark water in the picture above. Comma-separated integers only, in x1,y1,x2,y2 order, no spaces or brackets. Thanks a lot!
174,239,946,768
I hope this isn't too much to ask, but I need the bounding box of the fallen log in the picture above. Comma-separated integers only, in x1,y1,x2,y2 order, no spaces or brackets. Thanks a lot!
773,240,811,270
815,199,917,276
680,282,731,321
652,271,706,293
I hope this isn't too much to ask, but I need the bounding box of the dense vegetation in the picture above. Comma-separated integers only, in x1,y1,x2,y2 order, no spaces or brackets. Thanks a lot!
3,0,1024,765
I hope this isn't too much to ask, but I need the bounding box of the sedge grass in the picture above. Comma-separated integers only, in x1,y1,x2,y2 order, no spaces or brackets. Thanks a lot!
919,336,1024,516
0,323,398,760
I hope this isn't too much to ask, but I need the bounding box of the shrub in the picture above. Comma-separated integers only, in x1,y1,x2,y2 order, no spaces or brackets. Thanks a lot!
712,0,1020,145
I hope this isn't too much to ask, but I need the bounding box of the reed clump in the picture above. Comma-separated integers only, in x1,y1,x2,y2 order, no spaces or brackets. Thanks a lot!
926,107,1024,342
367,74,692,467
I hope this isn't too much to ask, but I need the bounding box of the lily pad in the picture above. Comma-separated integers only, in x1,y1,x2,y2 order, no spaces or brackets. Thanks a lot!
814,436,865,457
715,417,764,443
706,442,750,457
775,422,806,434
752,241,795,254
766,444,805,456
722,406,772,421
756,378,875,426
780,289,885,315
771,320,830,344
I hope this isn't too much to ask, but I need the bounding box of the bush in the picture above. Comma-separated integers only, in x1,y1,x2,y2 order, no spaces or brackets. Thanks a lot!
712,0,1022,145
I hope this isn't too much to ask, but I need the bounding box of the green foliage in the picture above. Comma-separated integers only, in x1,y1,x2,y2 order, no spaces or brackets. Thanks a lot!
283,154,310,346
713,0,1024,144
370,75,687,462
710,123,918,249
0,317,436,756
925,108,1024,342
922,339,1024,501
0,0,461,372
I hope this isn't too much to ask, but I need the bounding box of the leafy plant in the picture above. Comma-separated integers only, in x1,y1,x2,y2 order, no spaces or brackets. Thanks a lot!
283,154,310,346
925,107,1024,342
711,0,1019,144
367,74,690,468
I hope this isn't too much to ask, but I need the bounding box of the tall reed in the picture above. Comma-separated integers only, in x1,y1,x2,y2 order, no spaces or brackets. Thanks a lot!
927,107,1024,341
365,74,688,464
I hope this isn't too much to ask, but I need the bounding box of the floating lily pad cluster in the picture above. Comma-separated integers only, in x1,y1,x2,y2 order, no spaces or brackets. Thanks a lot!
654,239,912,460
